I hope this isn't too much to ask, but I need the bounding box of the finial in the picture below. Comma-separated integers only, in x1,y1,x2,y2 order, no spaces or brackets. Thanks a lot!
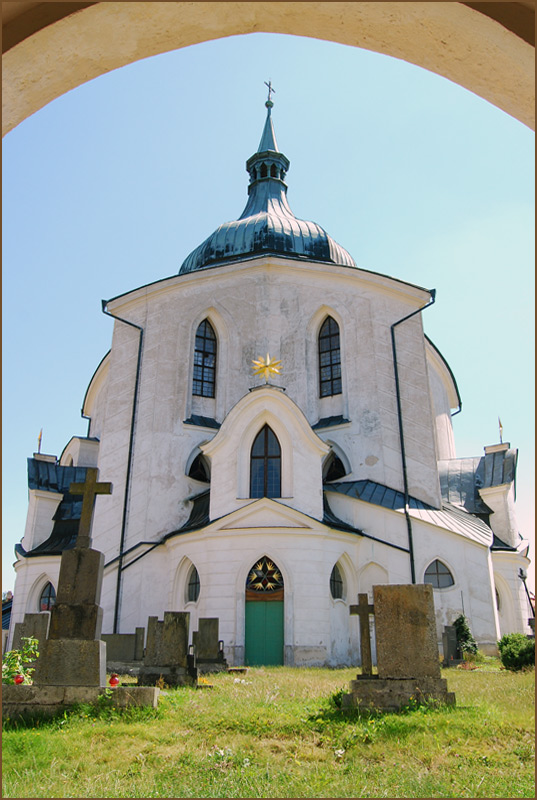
252,353,281,384
498,416,503,444
37,428,42,454
264,80,275,109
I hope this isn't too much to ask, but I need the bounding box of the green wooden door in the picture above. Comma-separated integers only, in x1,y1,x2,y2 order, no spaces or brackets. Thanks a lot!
245,601,284,666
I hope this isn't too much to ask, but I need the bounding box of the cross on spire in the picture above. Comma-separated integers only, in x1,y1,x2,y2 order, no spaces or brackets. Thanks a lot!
70,467,112,549
264,80,275,107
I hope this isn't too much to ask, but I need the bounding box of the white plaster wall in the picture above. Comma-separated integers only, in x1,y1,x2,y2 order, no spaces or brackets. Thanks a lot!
21,490,63,552
427,361,457,460
90,257,442,563
492,550,533,635
8,557,61,649
479,483,519,548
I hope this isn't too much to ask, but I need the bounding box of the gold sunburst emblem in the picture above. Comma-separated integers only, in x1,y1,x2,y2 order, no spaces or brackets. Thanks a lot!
252,353,282,383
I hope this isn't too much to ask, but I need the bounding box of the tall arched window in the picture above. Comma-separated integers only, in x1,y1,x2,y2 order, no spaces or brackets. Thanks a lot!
250,425,281,498
39,582,56,611
318,316,342,397
193,319,217,398
329,564,344,599
187,566,200,603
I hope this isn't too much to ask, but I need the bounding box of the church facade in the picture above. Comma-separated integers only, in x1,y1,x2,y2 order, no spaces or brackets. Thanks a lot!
9,98,532,665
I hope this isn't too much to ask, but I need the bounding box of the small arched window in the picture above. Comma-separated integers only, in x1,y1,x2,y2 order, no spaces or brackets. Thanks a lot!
330,564,344,600
424,560,454,589
187,566,200,603
323,453,347,482
188,453,210,483
260,163,268,178
39,582,56,611
193,319,217,398
250,425,281,498
318,316,342,397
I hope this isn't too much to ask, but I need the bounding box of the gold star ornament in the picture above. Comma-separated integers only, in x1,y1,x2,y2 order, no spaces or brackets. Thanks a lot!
252,353,282,383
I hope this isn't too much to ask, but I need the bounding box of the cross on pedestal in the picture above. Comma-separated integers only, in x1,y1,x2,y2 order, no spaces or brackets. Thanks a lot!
349,593,375,676
70,467,112,549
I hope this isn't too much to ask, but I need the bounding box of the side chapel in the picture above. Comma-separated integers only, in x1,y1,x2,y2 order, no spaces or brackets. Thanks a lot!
8,93,532,665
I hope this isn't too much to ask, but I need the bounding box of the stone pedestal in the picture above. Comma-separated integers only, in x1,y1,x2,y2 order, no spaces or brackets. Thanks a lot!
33,547,107,688
342,677,455,711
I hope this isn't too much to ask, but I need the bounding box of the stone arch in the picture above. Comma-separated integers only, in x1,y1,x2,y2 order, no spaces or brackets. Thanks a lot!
493,571,516,637
358,561,389,601
172,555,201,610
323,440,352,481
3,4,534,136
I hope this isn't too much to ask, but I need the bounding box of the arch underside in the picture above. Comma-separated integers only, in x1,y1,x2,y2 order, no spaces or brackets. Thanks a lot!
2,2,534,137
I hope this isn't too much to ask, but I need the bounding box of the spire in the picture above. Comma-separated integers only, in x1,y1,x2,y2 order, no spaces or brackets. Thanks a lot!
257,80,279,152
246,83,289,191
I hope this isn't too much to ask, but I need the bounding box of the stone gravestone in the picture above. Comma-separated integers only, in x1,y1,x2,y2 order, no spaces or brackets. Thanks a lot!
192,618,228,673
138,612,197,687
343,584,455,711
442,624,463,667
32,468,112,687
12,612,51,653
3,468,160,719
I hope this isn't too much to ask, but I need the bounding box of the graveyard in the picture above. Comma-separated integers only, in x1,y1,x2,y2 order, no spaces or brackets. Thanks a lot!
2,662,534,799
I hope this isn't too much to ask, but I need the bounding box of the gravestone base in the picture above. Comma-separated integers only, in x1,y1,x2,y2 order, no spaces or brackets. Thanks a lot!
137,664,197,688
342,676,456,712
196,656,228,674
33,639,106,687
2,684,159,720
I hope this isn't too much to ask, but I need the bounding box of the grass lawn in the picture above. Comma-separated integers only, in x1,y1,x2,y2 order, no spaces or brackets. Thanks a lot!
2,662,534,798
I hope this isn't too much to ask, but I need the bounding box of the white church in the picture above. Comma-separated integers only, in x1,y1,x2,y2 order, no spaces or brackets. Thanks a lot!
9,94,532,666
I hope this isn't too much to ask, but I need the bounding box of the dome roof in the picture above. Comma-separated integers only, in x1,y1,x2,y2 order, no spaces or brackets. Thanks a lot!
179,97,356,274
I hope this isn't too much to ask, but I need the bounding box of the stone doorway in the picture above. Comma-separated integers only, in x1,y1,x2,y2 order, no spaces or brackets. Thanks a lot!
244,556,284,666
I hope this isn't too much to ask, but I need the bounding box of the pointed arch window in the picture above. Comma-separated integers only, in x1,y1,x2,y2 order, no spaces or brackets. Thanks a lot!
39,582,56,612
318,316,342,397
330,564,344,600
187,566,200,603
424,559,454,589
193,319,217,398
250,425,281,498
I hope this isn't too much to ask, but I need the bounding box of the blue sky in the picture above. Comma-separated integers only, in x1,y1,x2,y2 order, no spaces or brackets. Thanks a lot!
2,33,534,592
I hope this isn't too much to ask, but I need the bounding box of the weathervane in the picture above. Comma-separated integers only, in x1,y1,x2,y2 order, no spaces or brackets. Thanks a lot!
252,353,281,384
264,80,275,107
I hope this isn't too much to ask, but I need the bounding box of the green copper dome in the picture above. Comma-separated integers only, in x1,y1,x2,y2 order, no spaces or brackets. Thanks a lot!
179,98,356,274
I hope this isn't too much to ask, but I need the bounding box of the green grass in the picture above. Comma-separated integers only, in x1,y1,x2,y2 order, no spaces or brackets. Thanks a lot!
3,663,534,798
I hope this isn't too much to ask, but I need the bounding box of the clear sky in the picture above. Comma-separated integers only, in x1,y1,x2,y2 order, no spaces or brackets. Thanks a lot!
2,32,534,594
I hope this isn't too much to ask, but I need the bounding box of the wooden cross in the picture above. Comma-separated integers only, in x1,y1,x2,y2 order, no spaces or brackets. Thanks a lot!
349,593,375,676
70,467,112,549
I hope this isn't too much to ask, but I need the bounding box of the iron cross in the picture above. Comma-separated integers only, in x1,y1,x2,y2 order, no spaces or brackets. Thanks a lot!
70,467,112,549
349,593,375,676
264,80,275,102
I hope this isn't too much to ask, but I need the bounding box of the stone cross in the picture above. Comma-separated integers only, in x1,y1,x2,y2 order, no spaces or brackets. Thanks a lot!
349,593,375,676
70,467,112,549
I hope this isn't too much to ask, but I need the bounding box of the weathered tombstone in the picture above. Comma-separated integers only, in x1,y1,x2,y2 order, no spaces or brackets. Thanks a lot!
3,468,160,719
32,469,111,687
102,627,145,672
442,624,463,666
12,612,51,653
343,584,455,711
192,618,228,673
138,612,197,687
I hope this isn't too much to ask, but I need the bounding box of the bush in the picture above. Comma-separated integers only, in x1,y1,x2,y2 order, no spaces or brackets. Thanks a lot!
497,633,535,671
453,614,478,655
2,637,39,684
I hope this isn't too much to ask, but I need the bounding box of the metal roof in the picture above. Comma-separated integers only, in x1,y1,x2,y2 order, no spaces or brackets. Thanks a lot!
324,479,493,546
312,415,350,430
179,101,356,274
438,447,518,514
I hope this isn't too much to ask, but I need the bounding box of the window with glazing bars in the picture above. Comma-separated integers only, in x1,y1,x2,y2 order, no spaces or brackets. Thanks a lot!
424,559,454,588
318,316,342,397
250,425,281,498
193,320,217,397
39,582,56,612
